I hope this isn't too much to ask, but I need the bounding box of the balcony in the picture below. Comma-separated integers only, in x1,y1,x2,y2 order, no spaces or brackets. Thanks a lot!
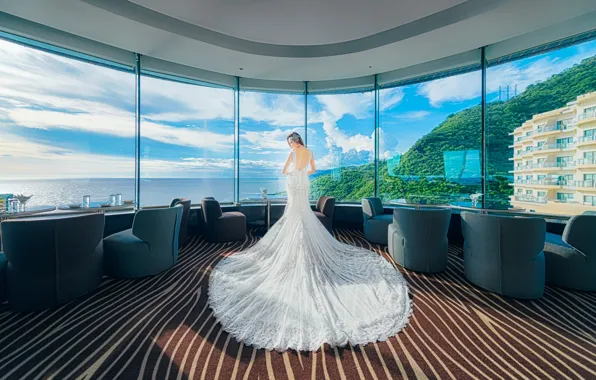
577,135,596,146
534,142,576,154
530,161,576,171
578,110,596,125
576,180,596,191
514,195,548,204
512,179,560,188
534,123,576,136
576,158,596,168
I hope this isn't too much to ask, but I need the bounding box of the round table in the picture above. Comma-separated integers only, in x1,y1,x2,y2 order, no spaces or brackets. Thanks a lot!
245,196,288,229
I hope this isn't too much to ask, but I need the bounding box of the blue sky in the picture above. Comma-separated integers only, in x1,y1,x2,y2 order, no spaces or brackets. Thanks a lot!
1,37,595,180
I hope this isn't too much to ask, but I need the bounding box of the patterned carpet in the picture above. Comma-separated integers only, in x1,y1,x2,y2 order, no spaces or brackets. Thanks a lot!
0,228,595,380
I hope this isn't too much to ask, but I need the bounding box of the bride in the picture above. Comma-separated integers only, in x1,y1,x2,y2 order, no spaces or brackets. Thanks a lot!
208,132,412,352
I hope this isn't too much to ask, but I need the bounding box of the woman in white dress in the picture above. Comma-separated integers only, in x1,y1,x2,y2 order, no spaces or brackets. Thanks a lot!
208,132,412,352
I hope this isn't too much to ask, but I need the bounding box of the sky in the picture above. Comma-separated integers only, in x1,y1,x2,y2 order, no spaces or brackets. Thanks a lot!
1,37,595,181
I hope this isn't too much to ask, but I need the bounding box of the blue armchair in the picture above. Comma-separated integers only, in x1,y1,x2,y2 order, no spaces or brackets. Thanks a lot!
0,213,104,311
544,213,596,291
103,205,183,278
461,212,546,299
389,207,452,273
361,197,392,244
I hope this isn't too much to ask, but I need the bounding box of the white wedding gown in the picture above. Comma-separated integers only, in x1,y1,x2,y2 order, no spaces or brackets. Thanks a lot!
208,150,412,351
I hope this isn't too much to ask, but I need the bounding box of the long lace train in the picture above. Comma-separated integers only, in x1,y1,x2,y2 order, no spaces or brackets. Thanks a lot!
208,152,412,351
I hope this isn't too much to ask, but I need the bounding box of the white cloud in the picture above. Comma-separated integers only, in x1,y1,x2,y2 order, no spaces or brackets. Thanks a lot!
417,44,596,106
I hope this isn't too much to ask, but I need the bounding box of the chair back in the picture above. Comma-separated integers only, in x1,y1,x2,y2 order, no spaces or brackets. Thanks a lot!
392,207,451,242
132,205,183,260
317,196,336,219
564,214,596,258
2,213,104,274
201,198,222,224
171,198,191,246
361,198,383,220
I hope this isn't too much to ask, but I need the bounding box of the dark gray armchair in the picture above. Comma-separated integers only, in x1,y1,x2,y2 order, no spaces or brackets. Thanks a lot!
314,196,335,233
361,197,392,244
103,205,183,278
461,212,546,299
544,213,596,291
201,198,246,242
0,213,104,311
0,251,7,304
389,207,452,273
170,198,191,248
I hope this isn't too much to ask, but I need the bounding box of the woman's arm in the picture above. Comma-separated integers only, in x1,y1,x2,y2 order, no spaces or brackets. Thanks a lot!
307,151,316,175
282,152,292,175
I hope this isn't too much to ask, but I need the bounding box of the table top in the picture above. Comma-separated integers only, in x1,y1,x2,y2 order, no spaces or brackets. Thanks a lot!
244,196,288,204
0,205,57,219
57,201,135,211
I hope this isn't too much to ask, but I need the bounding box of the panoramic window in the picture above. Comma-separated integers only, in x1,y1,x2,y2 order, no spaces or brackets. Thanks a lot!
238,91,305,202
378,71,482,207
0,38,136,209
140,76,235,206
487,38,596,215
307,91,375,202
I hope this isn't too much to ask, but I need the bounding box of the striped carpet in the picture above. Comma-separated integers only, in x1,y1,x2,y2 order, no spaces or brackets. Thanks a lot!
0,229,595,380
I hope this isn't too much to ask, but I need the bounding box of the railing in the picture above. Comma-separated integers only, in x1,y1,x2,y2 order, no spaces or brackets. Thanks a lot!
579,110,596,121
577,158,596,166
578,135,596,143
514,195,548,204
535,123,576,134
535,143,576,151
532,161,575,169
513,179,560,186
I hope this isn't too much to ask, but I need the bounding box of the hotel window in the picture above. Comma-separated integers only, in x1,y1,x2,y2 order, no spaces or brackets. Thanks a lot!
557,156,573,166
584,129,596,137
525,146,532,152
584,106,596,117
556,137,573,148
585,195,596,206
537,191,547,198
557,193,574,201
526,175,533,180
537,175,546,180
537,141,545,149
584,174,596,187
537,158,546,164
517,188,523,193
558,174,573,185
526,190,533,195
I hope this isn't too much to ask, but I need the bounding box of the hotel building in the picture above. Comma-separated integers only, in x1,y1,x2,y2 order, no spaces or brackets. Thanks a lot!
510,91,596,214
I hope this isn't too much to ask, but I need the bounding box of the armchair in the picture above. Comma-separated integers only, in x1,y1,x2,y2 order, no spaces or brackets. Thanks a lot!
544,213,596,291
103,205,183,278
314,196,335,232
361,197,392,244
201,198,246,242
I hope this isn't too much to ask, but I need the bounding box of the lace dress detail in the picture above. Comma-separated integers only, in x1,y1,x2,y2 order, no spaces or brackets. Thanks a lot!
208,149,412,351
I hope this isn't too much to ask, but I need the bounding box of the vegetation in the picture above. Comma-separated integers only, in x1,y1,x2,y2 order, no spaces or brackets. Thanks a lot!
311,56,596,205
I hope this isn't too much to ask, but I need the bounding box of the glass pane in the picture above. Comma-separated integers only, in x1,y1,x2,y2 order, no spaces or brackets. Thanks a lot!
487,38,596,215
0,38,135,209
239,91,305,201
140,76,235,206
307,92,375,202
379,71,482,207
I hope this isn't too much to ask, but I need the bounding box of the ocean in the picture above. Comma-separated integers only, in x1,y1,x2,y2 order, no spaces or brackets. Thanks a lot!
0,178,288,207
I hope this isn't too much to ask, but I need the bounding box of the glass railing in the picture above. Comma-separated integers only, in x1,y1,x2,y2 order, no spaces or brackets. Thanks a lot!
513,179,559,186
577,158,596,165
578,135,596,143
514,195,548,204
579,111,596,121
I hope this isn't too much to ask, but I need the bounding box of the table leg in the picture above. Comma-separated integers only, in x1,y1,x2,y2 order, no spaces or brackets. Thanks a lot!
267,200,271,230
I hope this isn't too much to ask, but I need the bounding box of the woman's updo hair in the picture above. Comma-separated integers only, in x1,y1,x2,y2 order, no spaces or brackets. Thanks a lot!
287,131,305,147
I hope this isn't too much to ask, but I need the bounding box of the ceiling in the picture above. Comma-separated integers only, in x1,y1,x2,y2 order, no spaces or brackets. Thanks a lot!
1,0,596,82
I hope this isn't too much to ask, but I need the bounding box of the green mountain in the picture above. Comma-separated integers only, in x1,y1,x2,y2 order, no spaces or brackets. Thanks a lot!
398,56,596,176
310,55,596,204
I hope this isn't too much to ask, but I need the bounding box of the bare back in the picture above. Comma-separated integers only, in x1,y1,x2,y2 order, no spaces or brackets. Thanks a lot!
293,148,312,171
